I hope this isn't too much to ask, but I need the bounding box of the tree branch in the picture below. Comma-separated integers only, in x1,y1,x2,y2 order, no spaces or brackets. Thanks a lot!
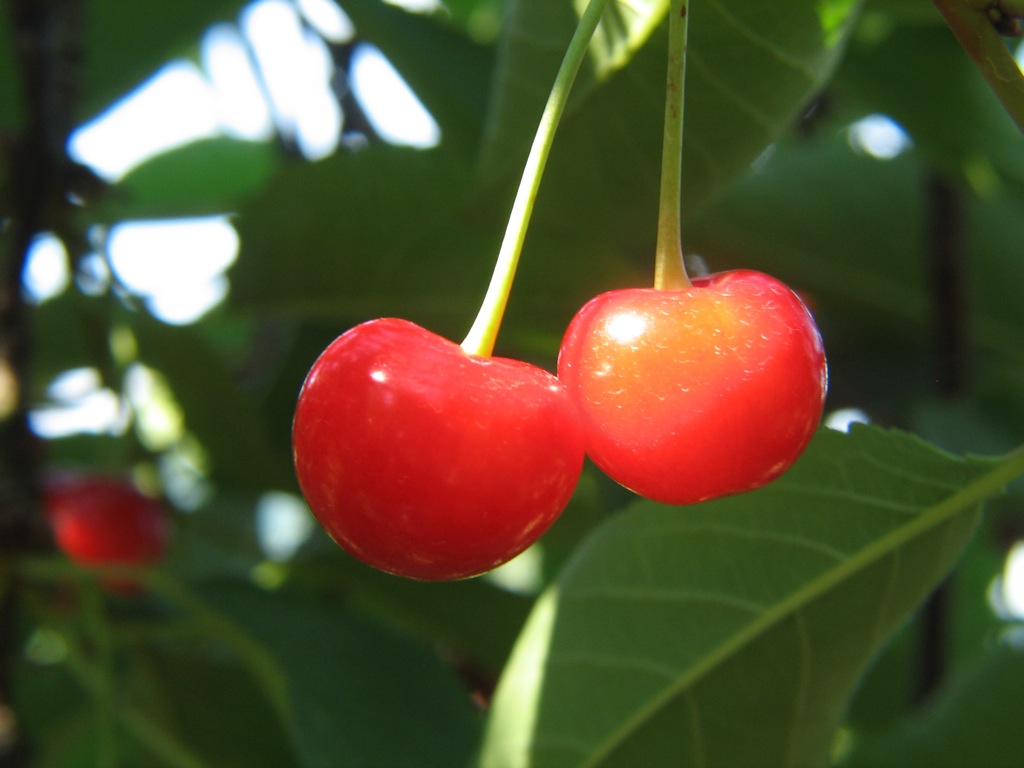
1,0,84,763
931,0,1024,134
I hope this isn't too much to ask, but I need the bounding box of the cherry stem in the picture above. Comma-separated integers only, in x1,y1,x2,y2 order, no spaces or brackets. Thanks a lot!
653,0,692,290
931,0,1024,134
461,0,612,357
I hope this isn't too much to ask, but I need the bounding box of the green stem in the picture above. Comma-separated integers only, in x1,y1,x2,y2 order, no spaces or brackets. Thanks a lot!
461,0,612,357
654,0,692,290
931,0,1024,134
60,633,210,768
78,580,119,768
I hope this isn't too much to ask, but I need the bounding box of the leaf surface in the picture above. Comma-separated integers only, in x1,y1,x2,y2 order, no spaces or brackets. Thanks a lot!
479,426,1024,767
95,138,280,222
479,0,860,211
340,0,495,154
202,581,482,768
81,0,246,119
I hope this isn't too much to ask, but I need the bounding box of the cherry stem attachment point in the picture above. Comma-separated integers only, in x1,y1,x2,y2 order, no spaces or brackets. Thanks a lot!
461,0,611,358
654,0,691,291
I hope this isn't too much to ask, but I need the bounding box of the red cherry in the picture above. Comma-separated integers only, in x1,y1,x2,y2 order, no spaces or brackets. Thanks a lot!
557,270,827,505
44,475,169,571
292,318,585,581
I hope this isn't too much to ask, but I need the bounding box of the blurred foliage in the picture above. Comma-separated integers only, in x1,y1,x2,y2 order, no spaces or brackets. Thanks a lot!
2,0,1024,765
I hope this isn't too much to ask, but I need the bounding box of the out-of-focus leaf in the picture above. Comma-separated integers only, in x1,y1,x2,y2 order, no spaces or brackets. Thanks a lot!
833,21,1024,190
686,129,1024,415
230,145,489,331
0,8,19,130
31,289,112,398
479,426,1024,768
131,315,293,491
14,651,94,768
132,642,301,768
163,491,268,582
292,544,534,673
81,0,246,119
840,643,1024,767
338,0,495,154
94,138,281,222
440,0,509,41
859,0,946,24
201,581,482,768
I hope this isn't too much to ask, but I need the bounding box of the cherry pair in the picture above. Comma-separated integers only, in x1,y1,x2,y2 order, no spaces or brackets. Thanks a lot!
292,269,827,581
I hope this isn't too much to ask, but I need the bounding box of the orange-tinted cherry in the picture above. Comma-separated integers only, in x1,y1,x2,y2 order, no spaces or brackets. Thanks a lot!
558,270,827,505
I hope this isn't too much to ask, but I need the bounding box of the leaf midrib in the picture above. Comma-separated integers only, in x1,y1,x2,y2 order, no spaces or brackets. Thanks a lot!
579,446,1024,768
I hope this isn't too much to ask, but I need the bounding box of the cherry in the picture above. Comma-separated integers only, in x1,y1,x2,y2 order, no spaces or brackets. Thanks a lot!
557,269,827,505
291,318,585,581
44,475,169,579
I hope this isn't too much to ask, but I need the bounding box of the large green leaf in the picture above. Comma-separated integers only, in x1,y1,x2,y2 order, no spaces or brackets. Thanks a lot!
229,145,489,334
476,0,666,178
228,138,642,347
478,426,1024,767
230,0,862,334
479,0,861,210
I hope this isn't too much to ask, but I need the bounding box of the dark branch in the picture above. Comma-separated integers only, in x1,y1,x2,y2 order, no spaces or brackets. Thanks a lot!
1,0,84,763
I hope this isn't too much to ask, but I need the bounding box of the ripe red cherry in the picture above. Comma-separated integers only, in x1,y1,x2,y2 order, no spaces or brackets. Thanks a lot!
45,475,169,572
292,318,585,581
557,270,827,505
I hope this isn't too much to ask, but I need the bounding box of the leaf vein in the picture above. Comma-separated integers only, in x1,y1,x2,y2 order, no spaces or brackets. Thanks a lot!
702,0,820,81
569,588,766,615
688,51,776,133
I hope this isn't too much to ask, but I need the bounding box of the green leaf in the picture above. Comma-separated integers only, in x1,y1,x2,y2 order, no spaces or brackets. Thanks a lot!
229,1,863,334
832,21,1024,191
201,581,482,768
131,642,301,768
841,643,1024,767
478,426,1024,768
338,0,495,154
477,0,666,178
292,547,534,673
94,138,281,222
478,0,861,212
686,129,1024,386
0,8,21,130
131,316,294,491
82,0,246,119
229,145,489,333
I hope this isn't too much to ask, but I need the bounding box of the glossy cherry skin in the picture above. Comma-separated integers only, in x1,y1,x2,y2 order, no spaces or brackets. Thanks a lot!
45,475,169,569
557,270,827,505
292,318,585,581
